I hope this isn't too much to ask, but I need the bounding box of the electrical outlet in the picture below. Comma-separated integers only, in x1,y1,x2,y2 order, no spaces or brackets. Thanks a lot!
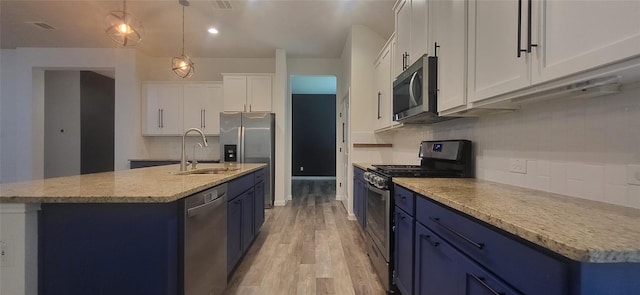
1,240,11,267
627,165,640,186
509,159,527,174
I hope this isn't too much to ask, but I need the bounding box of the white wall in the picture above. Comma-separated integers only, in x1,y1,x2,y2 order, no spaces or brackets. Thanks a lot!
274,49,288,206
44,71,81,178
137,54,275,81
0,48,140,183
0,204,40,295
388,84,640,209
338,25,385,217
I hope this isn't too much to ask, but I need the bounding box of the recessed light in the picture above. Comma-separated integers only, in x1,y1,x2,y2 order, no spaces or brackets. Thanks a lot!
208,27,219,34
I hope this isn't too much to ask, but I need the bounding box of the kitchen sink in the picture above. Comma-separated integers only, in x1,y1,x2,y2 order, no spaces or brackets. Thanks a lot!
172,167,240,175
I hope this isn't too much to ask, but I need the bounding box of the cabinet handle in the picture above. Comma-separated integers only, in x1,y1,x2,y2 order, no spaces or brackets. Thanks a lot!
244,104,247,112
342,123,345,143
401,196,407,200
203,109,206,128
160,109,164,128
469,273,504,295
421,234,440,248
434,42,440,57
517,0,527,57
158,109,161,128
249,104,252,112
430,217,484,249
377,91,381,119
527,0,537,52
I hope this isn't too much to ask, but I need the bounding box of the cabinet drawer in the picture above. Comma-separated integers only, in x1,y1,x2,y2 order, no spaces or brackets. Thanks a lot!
254,168,265,184
416,195,568,295
228,173,255,200
394,185,415,215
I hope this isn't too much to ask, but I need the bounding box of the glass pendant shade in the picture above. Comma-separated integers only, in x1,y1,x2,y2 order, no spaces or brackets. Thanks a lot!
172,55,195,78
105,3,143,46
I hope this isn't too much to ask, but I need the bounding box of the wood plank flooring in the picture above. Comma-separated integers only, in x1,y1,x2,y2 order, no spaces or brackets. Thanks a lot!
224,180,385,295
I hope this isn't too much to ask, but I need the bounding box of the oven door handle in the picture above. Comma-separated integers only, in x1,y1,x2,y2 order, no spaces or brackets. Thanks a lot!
367,183,389,196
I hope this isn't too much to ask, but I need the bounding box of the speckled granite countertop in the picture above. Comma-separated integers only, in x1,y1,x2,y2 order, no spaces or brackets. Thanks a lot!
393,178,640,263
0,163,265,203
353,163,374,170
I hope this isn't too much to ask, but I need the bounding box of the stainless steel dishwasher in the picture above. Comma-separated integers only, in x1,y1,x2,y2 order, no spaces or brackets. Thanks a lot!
181,183,227,295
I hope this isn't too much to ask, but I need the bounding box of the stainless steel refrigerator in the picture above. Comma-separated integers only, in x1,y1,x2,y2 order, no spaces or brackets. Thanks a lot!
220,112,275,208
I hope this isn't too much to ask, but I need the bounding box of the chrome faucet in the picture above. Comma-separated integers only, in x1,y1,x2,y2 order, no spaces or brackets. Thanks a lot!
181,128,208,171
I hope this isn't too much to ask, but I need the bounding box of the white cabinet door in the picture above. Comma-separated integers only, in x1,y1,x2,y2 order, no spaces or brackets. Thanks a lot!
532,0,640,84
374,43,393,130
143,84,183,135
247,75,272,112
467,0,530,103
410,0,429,63
395,0,411,76
432,0,467,112
223,75,248,112
183,84,223,135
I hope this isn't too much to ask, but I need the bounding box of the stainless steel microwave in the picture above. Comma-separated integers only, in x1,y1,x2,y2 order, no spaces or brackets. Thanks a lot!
392,55,451,124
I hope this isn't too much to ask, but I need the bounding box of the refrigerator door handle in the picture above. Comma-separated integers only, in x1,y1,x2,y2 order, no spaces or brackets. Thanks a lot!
240,126,246,163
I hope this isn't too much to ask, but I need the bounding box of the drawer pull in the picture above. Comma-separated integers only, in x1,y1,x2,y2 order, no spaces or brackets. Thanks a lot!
470,273,504,295
421,234,440,248
430,217,485,249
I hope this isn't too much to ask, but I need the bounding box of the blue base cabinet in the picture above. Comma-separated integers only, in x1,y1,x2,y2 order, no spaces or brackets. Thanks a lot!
353,167,366,229
39,203,179,295
393,184,640,295
227,169,265,276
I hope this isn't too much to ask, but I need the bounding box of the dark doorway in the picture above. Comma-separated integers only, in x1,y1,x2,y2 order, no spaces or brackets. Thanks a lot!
292,94,336,176
80,71,115,174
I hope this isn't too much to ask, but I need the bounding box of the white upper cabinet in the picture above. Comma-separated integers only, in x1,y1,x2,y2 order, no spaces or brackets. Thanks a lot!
532,0,640,84
467,0,640,104
467,0,530,103
409,0,428,63
142,83,184,136
374,37,395,130
394,0,430,77
183,83,223,135
394,0,411,77
222,75,247,112
247,75,273,112
431,0,467,113
223,74,273,112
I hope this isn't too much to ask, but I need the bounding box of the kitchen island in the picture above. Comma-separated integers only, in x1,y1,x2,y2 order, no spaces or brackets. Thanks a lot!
0,163,266,295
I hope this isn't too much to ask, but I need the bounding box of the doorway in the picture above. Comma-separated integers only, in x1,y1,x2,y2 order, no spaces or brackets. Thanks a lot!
44,70,115,178
290,75,337,198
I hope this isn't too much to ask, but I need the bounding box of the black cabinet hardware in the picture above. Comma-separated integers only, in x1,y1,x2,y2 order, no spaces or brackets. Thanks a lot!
430,217,485,249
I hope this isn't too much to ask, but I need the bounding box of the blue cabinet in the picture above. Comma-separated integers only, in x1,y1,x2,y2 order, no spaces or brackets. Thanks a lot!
227,169,265,275
254,181,265,232
394,207,414,295
353,166,366,229
227,197,243,274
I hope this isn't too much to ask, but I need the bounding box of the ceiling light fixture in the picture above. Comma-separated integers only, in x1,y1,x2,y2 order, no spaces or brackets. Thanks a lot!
105,0,143,46
208,27,219,34
172,0,195,78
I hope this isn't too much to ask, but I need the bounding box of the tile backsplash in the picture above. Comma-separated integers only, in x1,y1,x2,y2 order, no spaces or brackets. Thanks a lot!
390,84,640,209
140,137,221,161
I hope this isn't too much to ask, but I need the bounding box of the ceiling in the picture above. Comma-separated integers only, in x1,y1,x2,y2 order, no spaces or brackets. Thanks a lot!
1,0,395,58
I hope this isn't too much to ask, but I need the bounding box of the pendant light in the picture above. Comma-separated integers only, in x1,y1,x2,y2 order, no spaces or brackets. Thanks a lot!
105,0,144,46
172,0,195,78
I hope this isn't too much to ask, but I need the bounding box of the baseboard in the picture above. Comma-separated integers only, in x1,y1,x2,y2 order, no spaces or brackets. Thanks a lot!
347,213,356,221
274,199,287,206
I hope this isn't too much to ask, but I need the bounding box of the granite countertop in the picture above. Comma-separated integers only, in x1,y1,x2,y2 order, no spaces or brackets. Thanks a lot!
0,163,265,203
393,178,640,263
353,163,374,170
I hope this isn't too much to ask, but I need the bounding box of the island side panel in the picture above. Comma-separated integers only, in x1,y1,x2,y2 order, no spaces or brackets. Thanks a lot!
38,202,178,295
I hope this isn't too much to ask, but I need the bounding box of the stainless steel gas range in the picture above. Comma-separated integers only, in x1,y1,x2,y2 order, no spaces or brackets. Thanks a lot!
363,140,473,293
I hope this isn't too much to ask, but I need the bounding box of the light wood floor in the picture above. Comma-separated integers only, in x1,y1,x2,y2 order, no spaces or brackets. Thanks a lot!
224,180,386,295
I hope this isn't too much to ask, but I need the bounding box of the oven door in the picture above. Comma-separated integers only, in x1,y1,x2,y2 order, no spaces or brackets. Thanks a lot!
365,183,391,261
